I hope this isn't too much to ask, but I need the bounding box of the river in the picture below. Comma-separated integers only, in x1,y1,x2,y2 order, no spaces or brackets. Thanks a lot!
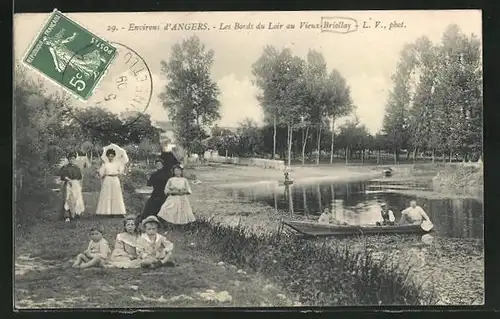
225,178,484,240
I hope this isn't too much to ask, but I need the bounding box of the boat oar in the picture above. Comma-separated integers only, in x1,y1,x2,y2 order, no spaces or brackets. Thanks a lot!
420,220,434,232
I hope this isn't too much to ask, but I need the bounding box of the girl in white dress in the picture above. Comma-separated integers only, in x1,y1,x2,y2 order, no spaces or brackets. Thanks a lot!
157,165,195,226
95,149,126,216
107,215,141,269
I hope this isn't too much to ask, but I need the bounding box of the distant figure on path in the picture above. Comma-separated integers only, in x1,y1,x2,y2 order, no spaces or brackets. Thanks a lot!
376,203,395,226
59,153,85,222
157,165,196,227
108,215,141,269
140,159,170,221
95,149,126,216
399,200,432,225
72,226,110,268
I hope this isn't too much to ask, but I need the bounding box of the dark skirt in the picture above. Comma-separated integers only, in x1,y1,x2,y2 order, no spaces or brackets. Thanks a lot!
141,194,167,219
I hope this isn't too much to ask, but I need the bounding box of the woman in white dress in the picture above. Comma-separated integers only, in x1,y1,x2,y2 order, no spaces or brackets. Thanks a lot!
157,165,195,227
95,149,126,216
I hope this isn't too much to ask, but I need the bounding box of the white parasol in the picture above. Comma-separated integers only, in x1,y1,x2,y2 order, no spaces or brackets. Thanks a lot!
166,144,185,163
101,143,130,167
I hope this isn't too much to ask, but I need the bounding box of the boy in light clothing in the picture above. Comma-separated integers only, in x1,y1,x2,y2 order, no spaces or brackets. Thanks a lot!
137,216,175,268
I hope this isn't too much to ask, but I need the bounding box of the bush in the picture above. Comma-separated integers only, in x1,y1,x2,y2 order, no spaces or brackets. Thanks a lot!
432,165,483,198
184,219,434,306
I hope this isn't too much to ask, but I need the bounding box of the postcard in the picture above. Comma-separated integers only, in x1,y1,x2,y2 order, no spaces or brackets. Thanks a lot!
13,10,483,309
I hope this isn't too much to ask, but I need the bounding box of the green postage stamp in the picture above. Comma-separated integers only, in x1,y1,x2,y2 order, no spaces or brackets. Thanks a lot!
22,9,117,100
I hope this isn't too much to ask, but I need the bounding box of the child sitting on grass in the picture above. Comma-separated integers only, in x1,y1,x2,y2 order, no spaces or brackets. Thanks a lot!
108,215,141,269
72,226,110,268
136,216,174,269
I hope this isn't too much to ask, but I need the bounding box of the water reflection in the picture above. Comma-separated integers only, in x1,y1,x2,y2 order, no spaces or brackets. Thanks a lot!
227,180,484,239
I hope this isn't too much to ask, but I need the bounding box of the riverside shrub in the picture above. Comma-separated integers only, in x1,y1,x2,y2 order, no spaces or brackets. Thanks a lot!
185,219,434,306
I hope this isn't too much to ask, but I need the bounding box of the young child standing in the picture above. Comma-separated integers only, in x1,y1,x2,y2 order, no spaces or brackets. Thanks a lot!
73,226,110,268
108,215,141,269
137,216,174,268
157,165,195,226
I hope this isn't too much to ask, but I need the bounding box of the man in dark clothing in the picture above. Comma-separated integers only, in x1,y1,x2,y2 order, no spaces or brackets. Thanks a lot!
137,152,180,224
140,159,170,220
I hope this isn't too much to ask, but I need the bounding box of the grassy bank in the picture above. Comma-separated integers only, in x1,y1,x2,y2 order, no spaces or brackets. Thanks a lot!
14,189,303,308
15,213,302,308
183,164,483,305
184,219,433,305
128,165,433,305
17,162,485,307
14,207,430,308
432,165,483,199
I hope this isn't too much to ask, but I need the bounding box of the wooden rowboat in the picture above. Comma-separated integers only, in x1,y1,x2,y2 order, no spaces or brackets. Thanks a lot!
283,220,432,237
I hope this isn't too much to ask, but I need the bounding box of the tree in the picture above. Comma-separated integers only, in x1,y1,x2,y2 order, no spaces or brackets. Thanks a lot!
253,47,307,166
304,50,328,165
405,36,440,162
137,138,159,164
382,25,482,164
337,118,370,164
237,118,264,156
324,70,354,164
76,107,125,146
252,45,283,160
434,25,482,162
120,111,161,144
279,54,308,166
382,43,416,164
371,133,389,164
160,35,221,155
15,64,88,202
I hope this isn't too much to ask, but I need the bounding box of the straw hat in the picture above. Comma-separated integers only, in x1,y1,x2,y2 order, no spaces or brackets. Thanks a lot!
141,215,161,228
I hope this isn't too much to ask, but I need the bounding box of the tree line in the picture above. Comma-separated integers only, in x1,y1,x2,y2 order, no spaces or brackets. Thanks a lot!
382,25,482,163
160,24,482,165
15,65,163,201
15,23,482,201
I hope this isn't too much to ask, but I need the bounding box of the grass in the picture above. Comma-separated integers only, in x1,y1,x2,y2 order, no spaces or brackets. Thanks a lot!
15,162,437,308
14,193,300,309
183,220,435,306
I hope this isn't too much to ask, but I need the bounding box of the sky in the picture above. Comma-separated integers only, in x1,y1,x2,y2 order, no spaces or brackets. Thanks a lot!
14,10,481,134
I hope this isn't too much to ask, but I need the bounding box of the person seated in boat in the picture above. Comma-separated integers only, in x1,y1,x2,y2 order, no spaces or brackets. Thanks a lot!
376,203,395,226
318,208,332,225
398,200,432,225
318,208,347,225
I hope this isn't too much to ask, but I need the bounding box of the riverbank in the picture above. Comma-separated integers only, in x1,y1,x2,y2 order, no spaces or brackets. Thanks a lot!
15,163,483,307
432,165,483,200
183,164,484,305
15,164,430,308
14,192,299,308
